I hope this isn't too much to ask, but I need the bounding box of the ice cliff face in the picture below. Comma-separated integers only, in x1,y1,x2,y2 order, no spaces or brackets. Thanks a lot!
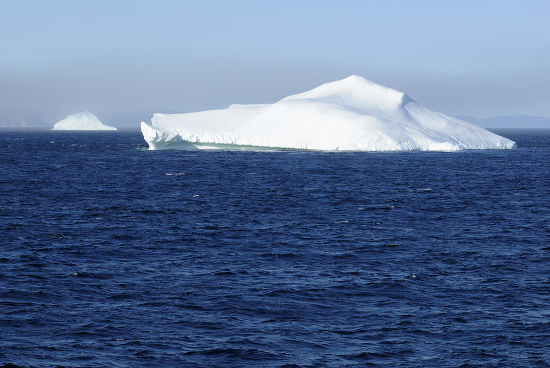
141,75,515,151
52,112,117,130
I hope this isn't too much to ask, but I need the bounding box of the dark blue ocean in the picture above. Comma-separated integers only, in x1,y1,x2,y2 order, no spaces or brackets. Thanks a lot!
1,129,549,367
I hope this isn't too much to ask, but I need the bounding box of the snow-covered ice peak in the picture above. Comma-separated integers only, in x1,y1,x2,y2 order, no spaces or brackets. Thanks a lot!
281,75,411,112
141,76,516,151
52,111,117,131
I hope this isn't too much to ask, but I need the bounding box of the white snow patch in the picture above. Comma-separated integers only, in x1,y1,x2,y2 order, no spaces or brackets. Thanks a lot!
141,76,515,151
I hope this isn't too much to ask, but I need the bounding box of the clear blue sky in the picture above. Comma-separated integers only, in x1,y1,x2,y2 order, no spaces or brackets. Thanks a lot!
1,0,549,118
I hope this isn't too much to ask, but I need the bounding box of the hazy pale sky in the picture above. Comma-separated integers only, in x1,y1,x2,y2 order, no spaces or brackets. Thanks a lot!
1,0,549,118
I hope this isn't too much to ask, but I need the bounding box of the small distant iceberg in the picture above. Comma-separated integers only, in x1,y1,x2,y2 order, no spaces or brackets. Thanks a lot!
52,112,117,131
141,75,515,151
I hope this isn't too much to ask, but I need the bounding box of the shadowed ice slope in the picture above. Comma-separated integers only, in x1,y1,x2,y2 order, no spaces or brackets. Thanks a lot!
141,76,515,151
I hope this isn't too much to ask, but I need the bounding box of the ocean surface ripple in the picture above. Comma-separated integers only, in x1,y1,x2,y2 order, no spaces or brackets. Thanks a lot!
1,129,549,367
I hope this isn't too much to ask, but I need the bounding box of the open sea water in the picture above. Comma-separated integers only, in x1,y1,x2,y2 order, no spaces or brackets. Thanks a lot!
1,129,549,367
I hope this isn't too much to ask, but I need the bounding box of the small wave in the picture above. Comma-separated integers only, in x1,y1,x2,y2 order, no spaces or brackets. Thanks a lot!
260,252,299,259
165,172,185,176
186,347,277,358
69,271,110,279
356,204,395,211
339,351,388,360
213,270,236,276
107,292,134,300
136,208,165,214
111,234,139,241
332,327,367,335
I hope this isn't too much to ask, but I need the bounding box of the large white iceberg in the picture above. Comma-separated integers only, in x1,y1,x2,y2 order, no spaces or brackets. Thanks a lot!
52,111,117,131
141,76,515,151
